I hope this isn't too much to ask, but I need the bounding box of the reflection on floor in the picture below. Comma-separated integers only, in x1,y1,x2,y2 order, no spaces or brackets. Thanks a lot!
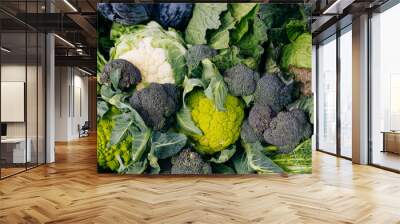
373,150,400,171
0,163,41,178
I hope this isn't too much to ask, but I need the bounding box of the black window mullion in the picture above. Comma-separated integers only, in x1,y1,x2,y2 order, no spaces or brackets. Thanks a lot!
336,28,341,157
315,45,320,151
0,17,2,180
25,0,28,171
36,0,39,168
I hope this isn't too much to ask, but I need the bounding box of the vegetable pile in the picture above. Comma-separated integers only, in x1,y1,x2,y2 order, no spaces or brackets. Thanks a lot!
97,3,313,175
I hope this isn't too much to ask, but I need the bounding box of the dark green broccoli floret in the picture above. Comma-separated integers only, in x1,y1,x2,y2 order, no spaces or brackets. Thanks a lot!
129,83,180,130
171,148,212,174
100,59,141,89
248,104,275,140
223,64,260,96
240,119,261,143
263,109,312,153
254,74,297,112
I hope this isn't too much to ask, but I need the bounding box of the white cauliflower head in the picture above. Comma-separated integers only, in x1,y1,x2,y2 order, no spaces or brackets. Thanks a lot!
111,22,187,88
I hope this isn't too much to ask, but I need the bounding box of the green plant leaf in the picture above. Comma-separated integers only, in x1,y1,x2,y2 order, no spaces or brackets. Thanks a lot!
182,77,205,106
97,100,109,119
230,3,258,21
185,45,217,76
281,33,312,70
204,76,228,111
109,113,134,146
117,155,148,174
100,85,115,101
110,68,121,90
185,3,228,45
147,147,160,174
286,19,307,42
271,139,312,174
237,16,268,61
209,11,236,49
130,127,151,162
177,107,203,136
242,141,285,174
108,94,131,111
97,51,107,74
242,95,254,107
110,108,149,149
211,46,242,71
211,163,236,174
151,131,187,160
201,59,228,111
232,151,254,174
209,145,236,164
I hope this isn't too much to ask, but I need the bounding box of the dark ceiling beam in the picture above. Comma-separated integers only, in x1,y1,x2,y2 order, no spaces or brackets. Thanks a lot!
55,55,96,71
9,13,84,32
66,13,96,47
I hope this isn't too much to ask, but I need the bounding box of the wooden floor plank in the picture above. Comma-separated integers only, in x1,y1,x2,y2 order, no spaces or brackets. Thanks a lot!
0,135,399,224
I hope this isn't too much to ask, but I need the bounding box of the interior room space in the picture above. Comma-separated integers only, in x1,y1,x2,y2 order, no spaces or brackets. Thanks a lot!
0,0,400,223
54,66,96,142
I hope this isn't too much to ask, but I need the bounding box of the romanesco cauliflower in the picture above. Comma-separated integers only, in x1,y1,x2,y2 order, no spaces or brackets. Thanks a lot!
187,90,244,154
97,107,132,172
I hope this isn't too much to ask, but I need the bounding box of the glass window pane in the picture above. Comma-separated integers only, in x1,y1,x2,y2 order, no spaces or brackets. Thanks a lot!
1,31,27,177
318,36,337,154
371,4,400,171
340,28,352,158
27,31,38,169
38,32,45,165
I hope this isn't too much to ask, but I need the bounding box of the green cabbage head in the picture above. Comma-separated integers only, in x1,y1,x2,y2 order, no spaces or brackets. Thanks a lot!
281,33,312,71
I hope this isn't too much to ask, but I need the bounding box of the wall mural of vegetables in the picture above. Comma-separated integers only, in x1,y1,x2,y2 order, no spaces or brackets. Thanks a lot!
97,3,313,175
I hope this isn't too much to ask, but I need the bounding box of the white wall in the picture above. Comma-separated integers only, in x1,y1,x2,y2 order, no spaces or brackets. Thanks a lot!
54,67,89,141
312,45,317,151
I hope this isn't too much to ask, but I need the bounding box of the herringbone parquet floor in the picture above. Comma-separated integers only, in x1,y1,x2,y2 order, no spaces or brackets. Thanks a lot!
0,135,399,224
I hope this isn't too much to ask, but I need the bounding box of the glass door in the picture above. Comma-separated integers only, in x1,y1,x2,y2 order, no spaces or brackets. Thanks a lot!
339,26,353,159
0,0,47,179
1,30,28,178
317,35,337,154
370,3,400,172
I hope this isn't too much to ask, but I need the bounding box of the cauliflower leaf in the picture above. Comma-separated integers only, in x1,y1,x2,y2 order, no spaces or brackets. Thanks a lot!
185,3,227,45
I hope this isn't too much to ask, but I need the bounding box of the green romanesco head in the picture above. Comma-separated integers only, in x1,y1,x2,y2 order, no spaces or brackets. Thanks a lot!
187,90,245,155
97,107,132,172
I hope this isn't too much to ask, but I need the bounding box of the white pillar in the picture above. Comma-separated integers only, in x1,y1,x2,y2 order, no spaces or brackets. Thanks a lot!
46,32,55,163
352,14,369,164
